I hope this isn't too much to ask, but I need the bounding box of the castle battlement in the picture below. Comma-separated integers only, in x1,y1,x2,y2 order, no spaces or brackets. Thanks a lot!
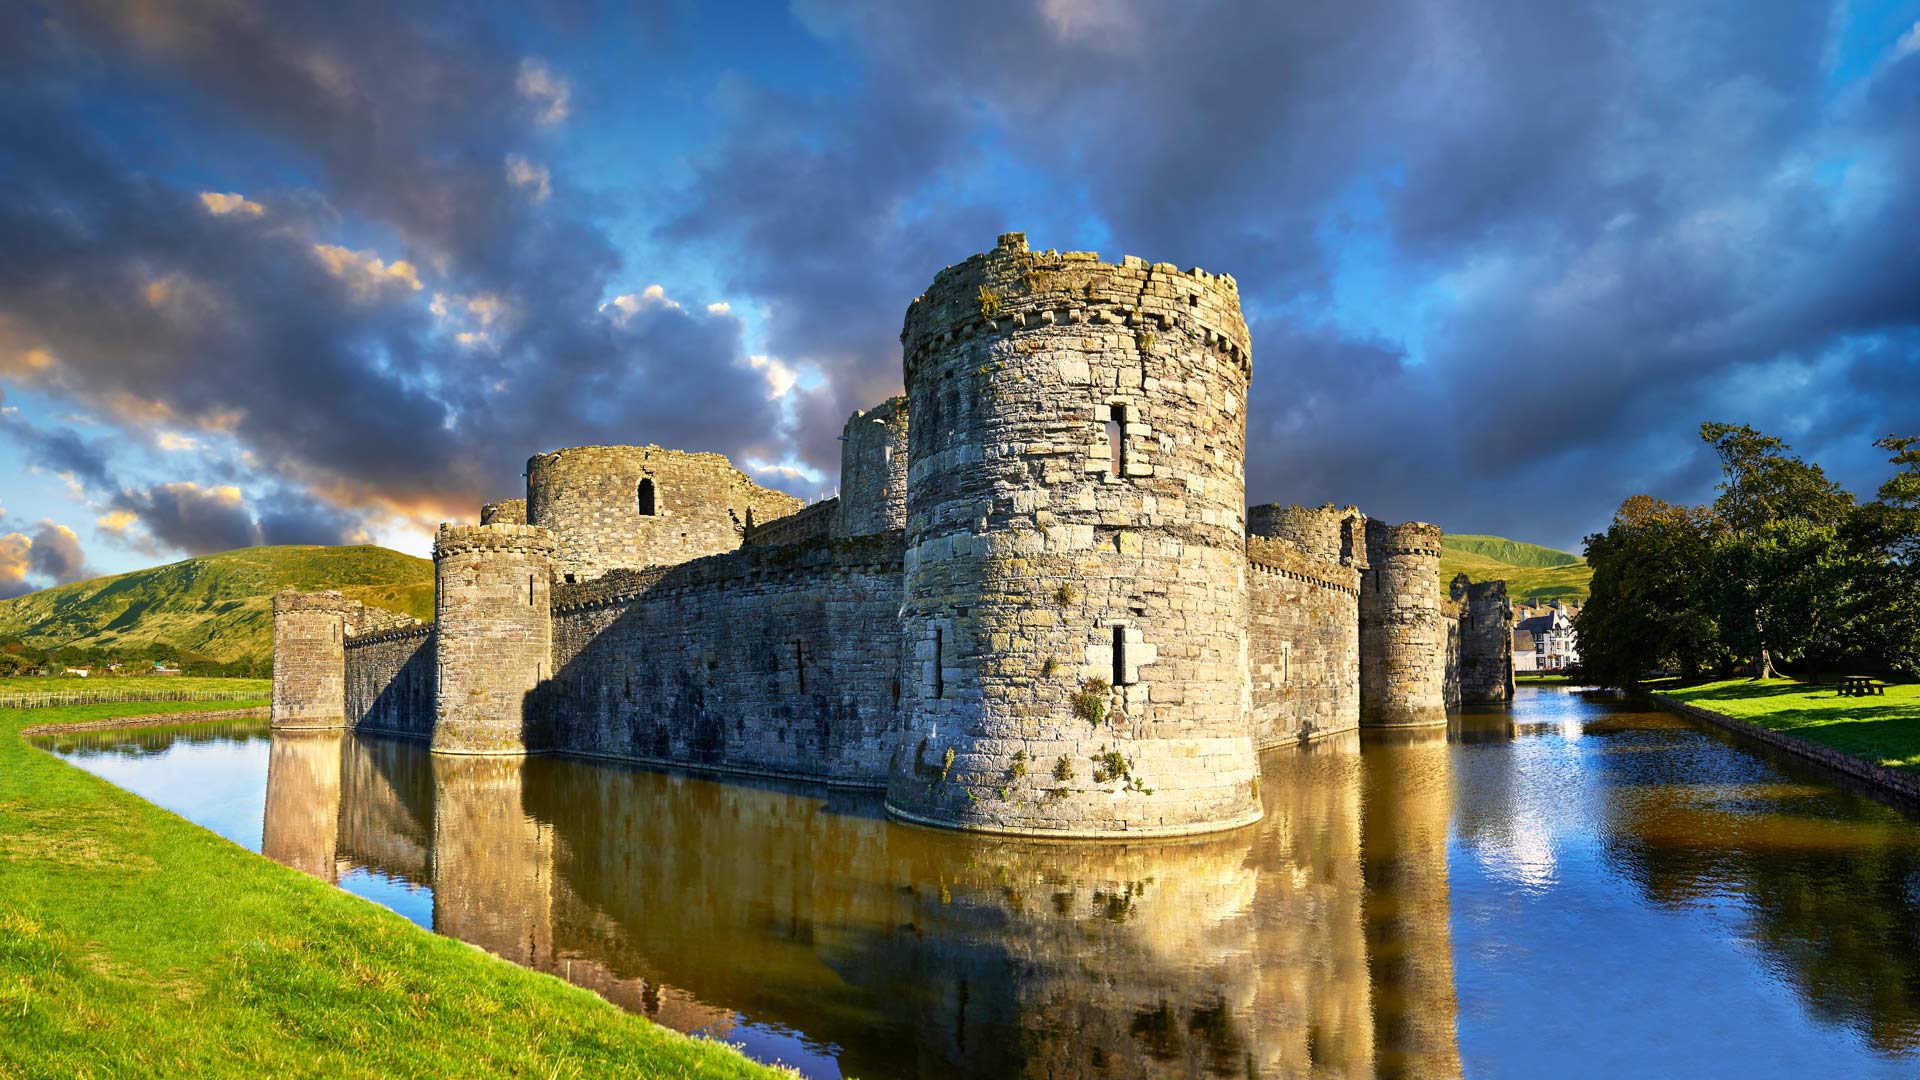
273,232,1510,839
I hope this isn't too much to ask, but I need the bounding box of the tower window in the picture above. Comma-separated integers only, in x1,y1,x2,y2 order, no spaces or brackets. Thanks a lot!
1112,625,1126,686
933,626,945,699
528,574,535,606
1106,406,1126,477
638,478,656,516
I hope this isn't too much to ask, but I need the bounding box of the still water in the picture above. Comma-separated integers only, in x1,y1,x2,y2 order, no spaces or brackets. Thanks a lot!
37,689,1920,1079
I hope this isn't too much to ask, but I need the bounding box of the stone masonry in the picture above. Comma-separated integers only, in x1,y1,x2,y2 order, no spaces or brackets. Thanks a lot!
274,232,1506,840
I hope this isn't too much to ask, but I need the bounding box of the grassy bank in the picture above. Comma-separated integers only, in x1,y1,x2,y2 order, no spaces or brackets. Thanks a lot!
1661,678,1920,772
0,700,781,1079
1516,673,1583,686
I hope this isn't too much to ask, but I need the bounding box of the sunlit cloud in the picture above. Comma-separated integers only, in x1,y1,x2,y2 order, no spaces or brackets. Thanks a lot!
745,354,799,399
312,244,423,296
198,191,264,217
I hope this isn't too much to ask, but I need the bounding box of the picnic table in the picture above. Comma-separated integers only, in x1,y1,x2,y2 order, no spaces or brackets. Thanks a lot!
1837,675,1885,697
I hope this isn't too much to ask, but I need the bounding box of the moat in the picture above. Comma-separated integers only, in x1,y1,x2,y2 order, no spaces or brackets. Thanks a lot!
39,687,1920,1078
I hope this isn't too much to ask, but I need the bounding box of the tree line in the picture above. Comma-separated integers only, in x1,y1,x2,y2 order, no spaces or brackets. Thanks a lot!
0,637,270,679
1578,424,1920,687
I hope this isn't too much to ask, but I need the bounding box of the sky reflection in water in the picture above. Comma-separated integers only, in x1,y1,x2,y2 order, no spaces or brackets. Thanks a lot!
42,689,1920,1079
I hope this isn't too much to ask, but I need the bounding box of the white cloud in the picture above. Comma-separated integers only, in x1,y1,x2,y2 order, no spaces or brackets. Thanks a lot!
156,431,200,451
517,58,571,125
746,354,799,399
1898,21,1920,59
602,284,683,324
312,244,423,297
504,153,551,202
199,191,264,217
706,301,732,315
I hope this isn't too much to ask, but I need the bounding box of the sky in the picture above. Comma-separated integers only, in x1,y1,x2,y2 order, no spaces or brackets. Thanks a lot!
2,0,1918,596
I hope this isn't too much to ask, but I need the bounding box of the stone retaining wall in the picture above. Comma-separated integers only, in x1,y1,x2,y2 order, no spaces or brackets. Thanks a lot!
743,498,839,548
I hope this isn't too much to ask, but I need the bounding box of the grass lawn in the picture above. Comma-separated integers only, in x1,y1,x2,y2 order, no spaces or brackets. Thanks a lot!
1661,677,1920,772
0,699,783,1079
1516,673,1583,686
0,676,271,696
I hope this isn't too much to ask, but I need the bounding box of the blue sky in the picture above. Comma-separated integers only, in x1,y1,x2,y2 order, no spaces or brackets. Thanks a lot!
2,0,1918,596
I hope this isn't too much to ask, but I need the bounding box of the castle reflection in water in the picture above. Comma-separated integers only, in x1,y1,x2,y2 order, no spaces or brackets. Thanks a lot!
261,725,1464,1079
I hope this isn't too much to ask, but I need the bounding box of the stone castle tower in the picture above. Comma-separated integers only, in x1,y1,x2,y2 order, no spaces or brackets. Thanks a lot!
887,233,1261,836
272,231,1507,841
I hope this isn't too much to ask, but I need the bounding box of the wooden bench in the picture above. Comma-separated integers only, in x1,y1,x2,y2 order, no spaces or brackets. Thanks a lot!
1837,675,1886,697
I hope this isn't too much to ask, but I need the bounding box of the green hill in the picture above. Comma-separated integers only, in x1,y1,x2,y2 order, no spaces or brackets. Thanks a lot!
0,545,433,665
1439,534,1590,603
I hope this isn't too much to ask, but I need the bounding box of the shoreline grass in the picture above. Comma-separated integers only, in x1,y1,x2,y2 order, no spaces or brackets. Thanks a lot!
0,698,783,1079
0,675,271,696
1660,677,1920,772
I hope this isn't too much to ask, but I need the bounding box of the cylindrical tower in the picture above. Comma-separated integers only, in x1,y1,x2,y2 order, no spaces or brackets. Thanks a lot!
1359,520,1448,727
271,589,355,729
887,232,1261,837
432,523,555,755
835,396,909,537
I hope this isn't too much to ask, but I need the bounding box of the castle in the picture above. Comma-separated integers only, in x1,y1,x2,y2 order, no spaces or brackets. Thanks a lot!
273,233,1513,839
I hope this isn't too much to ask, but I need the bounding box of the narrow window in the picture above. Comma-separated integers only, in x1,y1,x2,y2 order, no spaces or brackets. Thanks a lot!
637,478,656,516
564,572,577,584
528,574,535,606
933,626,945,699
1111,626,1126,686
883,444,893,465
794,641,806,694
1106,405,1126,477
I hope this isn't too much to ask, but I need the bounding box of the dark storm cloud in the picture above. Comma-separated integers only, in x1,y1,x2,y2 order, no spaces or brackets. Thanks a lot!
109,484,263,556
26,519,90,584
0,1,786,539
674,0,1920,548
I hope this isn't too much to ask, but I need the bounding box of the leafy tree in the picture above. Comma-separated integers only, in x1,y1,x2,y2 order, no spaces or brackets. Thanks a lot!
1846,435,1920,677
1701,423,1854,678
1578,496,1721,687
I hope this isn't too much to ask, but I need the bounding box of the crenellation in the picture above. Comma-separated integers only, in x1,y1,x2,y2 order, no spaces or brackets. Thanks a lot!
274,231,1496,841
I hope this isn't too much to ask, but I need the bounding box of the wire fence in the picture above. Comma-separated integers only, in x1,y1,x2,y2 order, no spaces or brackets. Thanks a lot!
0,688,268,710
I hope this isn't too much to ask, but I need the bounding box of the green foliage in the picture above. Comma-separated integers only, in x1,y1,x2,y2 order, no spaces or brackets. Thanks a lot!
1052,583,1078,608
0,545,433,669
1579,496,1720,687
1008,749,1027,779
1090,748,1130,784
1052,754,1073,782
1580,425,1920,684
0,699,778,1078
1071,678,1110,724
977,285,1003,319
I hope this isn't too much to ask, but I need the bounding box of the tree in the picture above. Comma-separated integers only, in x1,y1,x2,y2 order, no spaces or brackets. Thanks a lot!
1846,435,1920,677
1578,495,1720,687
1700,423,1854,678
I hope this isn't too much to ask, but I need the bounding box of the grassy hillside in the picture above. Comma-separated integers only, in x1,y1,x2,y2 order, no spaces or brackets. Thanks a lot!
1440,534,1591,603
0,546,433,665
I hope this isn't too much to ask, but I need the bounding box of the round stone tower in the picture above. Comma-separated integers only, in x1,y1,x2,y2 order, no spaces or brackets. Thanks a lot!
271,589,355,729
432,523,556,755
886,232,1262,837
1359,520,1448,727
